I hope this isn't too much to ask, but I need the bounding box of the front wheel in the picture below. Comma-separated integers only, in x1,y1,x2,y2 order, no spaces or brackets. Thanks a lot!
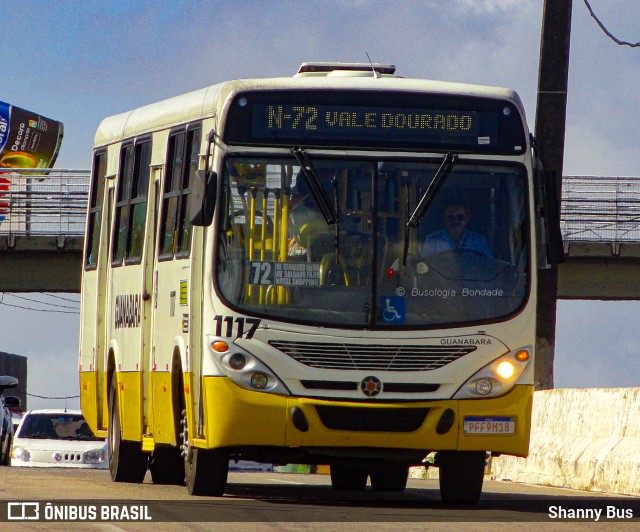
185,447,229,496
437,451,486,504
108,377,148,483
182,409,228,496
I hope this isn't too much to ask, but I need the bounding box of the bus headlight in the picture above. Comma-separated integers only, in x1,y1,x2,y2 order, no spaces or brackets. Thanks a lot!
208,336,290,395
496,361,516,379
228,353,247,370
250,372,269,389
475,378,493,395
453,346,532,399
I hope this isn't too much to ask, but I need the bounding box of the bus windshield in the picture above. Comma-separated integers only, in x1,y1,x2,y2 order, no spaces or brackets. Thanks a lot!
216,156,528,328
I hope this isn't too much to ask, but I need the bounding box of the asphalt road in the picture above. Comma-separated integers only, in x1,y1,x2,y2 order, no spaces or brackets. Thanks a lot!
1,468,639,530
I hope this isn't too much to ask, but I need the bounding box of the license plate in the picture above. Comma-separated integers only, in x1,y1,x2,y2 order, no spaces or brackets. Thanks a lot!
464,416,515,434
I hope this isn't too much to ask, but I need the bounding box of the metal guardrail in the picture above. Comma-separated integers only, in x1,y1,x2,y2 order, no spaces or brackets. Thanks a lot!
0,168,89,236
1,170,639,245
561,175,640,243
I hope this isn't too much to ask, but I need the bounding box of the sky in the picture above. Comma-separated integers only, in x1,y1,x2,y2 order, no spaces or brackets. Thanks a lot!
1,0,640,410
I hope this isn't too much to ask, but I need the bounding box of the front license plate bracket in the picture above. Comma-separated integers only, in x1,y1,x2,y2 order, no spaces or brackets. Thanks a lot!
463,416,515,434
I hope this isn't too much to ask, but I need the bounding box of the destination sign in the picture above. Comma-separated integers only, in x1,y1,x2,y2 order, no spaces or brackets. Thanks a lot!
255,104,481,143
249,261,321,287
224,90,526,154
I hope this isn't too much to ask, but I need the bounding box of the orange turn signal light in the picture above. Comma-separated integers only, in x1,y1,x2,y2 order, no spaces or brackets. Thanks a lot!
212,341,230,353
515,350,529,362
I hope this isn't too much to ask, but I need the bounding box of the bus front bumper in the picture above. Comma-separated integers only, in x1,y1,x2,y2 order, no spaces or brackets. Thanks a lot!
200,377,533,458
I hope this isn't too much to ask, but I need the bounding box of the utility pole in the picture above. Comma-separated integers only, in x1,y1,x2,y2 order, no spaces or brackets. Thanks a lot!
535,0,573,389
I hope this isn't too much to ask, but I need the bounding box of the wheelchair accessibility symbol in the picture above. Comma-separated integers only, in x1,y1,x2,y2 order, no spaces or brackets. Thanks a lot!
380,295,405,324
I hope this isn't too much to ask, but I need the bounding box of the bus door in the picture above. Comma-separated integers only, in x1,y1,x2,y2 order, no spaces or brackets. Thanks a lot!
98,186,113,430
152,125,201,442
82,150,109,431
139,163,160,431
109,139,152,439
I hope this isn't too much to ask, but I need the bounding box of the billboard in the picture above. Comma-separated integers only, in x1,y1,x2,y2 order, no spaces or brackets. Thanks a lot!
0,100,64,170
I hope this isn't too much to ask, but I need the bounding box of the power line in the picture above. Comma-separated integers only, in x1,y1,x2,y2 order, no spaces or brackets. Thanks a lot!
27,393,80,400
0,292,80,314
0,301,79,314
5,293,79,311
583,0,640,48
0,297,79,315
42,293,81,303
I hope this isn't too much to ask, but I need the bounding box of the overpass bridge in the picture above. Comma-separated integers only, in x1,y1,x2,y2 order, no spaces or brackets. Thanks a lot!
0,169,87,292
559,175,640,299
0,170,639,298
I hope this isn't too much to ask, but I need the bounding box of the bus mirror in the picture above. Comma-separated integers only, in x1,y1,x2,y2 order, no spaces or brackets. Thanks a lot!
543,170,564,265
534,165,564,268
190,169,217,226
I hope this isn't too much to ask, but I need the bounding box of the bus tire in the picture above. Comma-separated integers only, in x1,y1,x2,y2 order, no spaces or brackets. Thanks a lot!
437,451,486,504
108,378,148,483
150,447,185,485
185,447,229,496
330,464,368,491
369,462,409,492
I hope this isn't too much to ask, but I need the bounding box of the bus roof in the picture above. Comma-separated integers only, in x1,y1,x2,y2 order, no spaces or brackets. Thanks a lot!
94,73,525,148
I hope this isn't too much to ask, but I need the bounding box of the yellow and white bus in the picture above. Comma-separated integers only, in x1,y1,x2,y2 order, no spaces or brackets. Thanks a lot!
79,62,558,502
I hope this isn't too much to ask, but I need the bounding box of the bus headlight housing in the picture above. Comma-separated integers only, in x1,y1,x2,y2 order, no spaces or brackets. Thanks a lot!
496,360,516,379
474,378,493,395
453,347,531,399
250,372,269,389
208,336,290,395
228,353,247,370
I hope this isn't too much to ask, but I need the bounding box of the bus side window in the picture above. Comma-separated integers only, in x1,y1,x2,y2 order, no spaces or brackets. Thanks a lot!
179,127,200,254
112,139,152,265
112,144,134,264
159,126,201,259
128,141,151,261
85,151,107,269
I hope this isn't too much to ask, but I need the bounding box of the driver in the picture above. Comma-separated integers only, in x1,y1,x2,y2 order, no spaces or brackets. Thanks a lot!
421,203,492,258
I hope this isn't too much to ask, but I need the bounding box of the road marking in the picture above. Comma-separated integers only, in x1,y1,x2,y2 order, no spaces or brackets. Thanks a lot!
268,478,305,485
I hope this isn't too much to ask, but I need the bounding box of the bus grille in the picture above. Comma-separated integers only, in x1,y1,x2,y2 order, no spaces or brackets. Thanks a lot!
316,405,428,432
268,341,476,371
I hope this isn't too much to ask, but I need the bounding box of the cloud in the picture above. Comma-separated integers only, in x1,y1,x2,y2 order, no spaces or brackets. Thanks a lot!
454,0,522,14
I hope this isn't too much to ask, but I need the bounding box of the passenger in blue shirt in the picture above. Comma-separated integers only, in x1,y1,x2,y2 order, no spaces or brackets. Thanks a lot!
421,203,493,258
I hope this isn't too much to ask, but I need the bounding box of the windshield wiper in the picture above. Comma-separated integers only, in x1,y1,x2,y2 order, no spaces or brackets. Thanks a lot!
291,147,337,225
403,152,458,265
291,147,347,279
407,152,458,228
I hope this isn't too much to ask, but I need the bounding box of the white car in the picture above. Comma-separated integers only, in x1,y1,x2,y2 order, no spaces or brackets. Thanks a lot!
11,411,23,434
12,409,108,469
